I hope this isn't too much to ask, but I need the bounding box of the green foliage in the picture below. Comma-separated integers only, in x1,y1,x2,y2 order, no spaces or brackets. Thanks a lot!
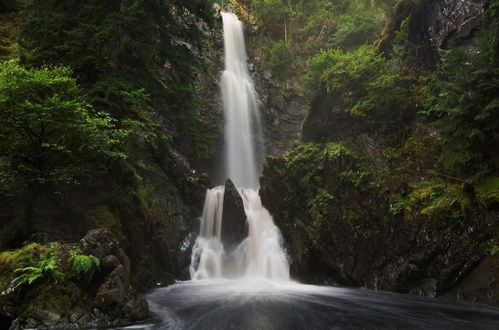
392,17,410,59
396,180,470,220
69,248,100,279
0,10,21,61
305,46,385,96
252,0,292,40
476,177,499,207
12,243,64,290
265,40,294,80
253,0,398,82
20,0,216,160
305,45,419,127
330,1,389,50
420,2,499,177
0,60,126,196
422,49,499,175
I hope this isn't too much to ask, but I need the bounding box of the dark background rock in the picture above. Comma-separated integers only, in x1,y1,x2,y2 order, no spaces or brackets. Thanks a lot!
221,179,247,249
79,229,119,259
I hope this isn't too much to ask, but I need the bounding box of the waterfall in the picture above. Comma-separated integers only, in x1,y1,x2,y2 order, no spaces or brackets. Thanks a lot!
221,12,261,189
189,12,289,281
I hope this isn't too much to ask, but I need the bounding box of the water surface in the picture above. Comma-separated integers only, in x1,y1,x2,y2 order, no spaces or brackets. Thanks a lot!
128,279,499,330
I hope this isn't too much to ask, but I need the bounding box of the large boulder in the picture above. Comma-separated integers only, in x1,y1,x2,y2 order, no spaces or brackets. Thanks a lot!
221,179,247,249
79,229,119,258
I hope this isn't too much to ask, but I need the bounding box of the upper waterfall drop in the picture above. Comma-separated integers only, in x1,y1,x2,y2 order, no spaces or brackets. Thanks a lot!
221,12,262,189
189,12,289,282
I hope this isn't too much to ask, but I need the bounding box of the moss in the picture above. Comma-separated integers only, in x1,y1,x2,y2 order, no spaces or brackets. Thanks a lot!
0,242,67,293
402,135,441,165
402,180,471,220
85,206,122,237
477,177,499,208
375,0,423,55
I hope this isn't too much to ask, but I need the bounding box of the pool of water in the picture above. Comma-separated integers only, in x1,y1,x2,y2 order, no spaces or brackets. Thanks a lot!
119,279,499,329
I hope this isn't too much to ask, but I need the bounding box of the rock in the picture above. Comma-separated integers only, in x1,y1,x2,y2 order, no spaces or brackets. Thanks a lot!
221,179,247,249
95,288,125,308
446,255,499,306
377,0,487,62
123,298,149,321
79,229,119,258
101,255,121,273
95,265,128,310
409,278,437,297
10,309,61,330
260,141,498,306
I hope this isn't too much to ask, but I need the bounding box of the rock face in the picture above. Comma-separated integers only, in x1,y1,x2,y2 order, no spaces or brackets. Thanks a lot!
221,179,247,249
260,144,499,306
377,0,487,62
256,74,308,156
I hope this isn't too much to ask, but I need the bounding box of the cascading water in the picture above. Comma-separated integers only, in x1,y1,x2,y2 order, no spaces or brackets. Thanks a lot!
220,11,261,189
189,12,289,281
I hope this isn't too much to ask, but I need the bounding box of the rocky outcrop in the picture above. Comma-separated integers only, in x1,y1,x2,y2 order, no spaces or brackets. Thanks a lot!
221,179,247,249
377,0,487,62
255,73,308,156
1,229,149,329
260,142,499,306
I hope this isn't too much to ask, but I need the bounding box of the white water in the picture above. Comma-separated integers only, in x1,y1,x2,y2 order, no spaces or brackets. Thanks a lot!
221,11,261,189
189,12,289,281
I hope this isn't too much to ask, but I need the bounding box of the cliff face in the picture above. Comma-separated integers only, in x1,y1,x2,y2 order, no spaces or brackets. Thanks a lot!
260,142,499,305
377,0,487,61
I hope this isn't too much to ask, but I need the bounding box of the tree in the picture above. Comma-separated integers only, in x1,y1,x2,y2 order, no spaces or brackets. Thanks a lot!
422,1,499,177
0,60,126,196
19,0,216,159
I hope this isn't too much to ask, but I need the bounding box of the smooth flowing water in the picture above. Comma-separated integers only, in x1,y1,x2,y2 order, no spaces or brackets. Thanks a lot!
221,11,261,189
189,11,288,281
133,12,499,330
138,280,499,330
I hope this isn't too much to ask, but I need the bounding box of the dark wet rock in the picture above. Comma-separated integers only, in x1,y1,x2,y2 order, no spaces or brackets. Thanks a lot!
79,228,119,258
101,255,121,273
446,255,499,306
409,278,437,297
123,298,149,321
302,92,369,143
260,141,499,306
95,263,130,310
221,179,247,249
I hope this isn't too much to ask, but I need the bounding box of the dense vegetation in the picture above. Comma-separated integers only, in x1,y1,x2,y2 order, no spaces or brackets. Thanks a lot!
252,0,399,85
0,0,216,244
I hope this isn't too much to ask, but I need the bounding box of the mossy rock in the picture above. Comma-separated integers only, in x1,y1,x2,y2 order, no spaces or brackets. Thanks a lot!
85,206,122,238
477,177,499,208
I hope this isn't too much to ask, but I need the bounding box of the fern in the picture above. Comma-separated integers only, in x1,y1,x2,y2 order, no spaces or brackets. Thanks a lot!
13,256,64,289
69,248,100,279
